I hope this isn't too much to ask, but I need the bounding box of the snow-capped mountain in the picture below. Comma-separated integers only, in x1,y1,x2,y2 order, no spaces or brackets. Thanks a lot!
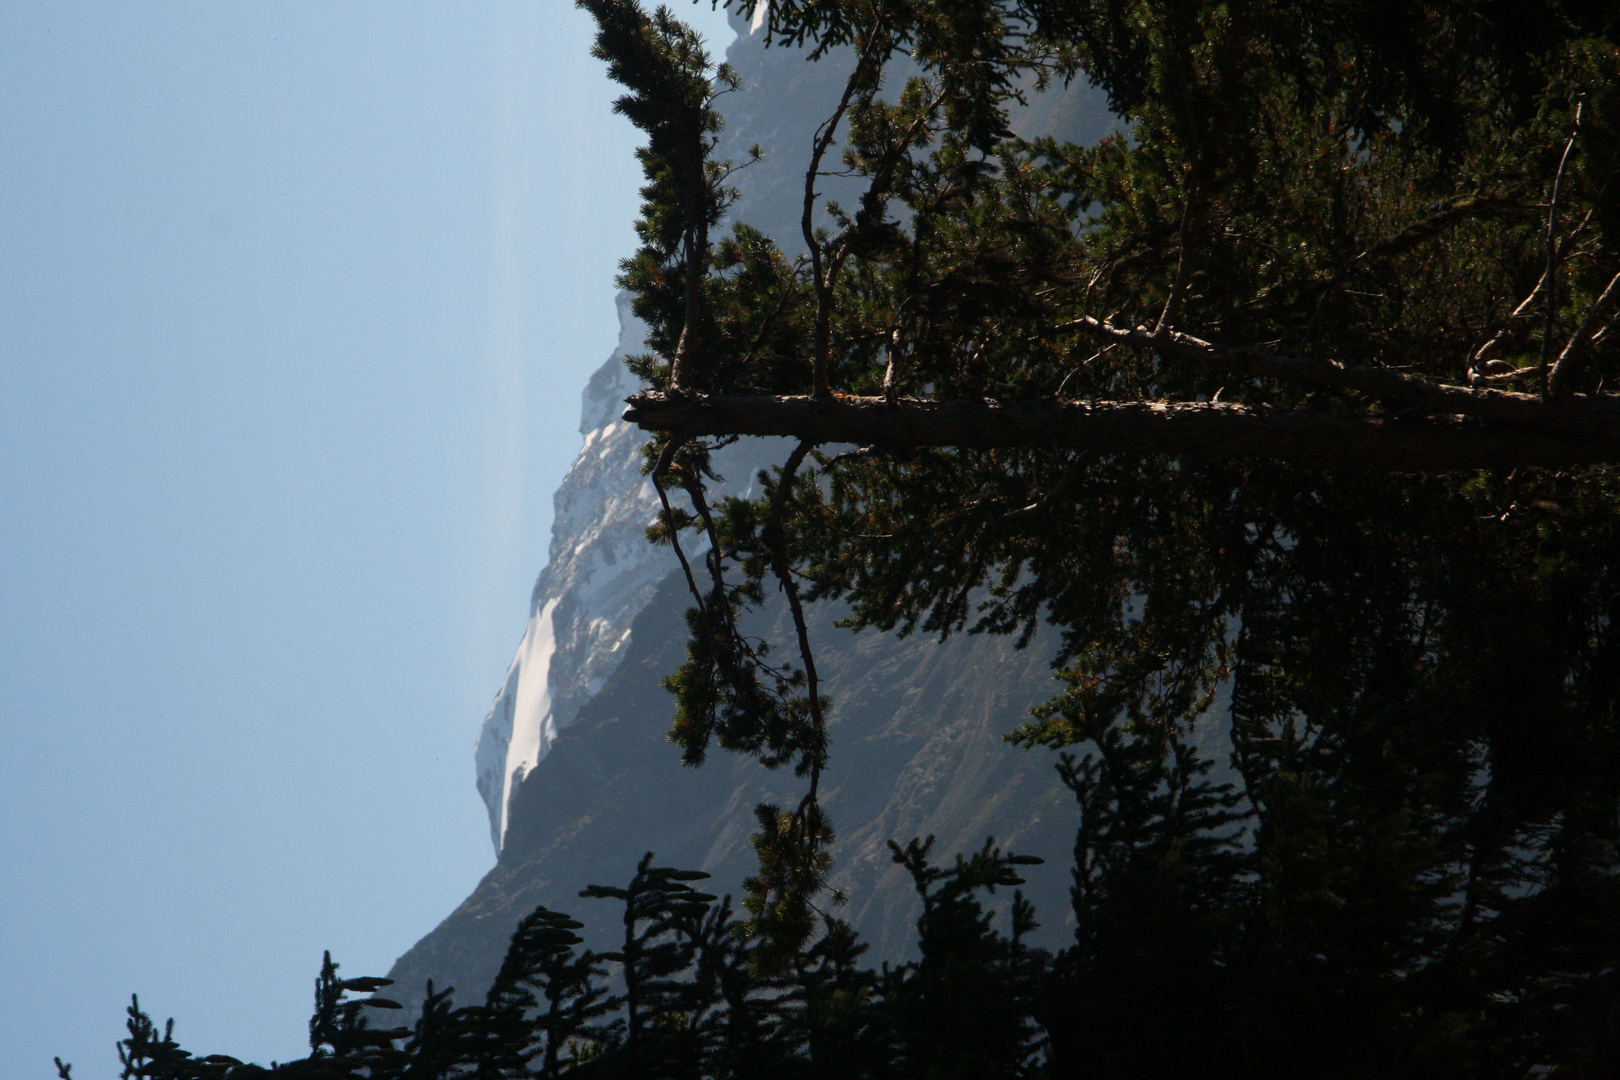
469,6,872,854
474,293,666,852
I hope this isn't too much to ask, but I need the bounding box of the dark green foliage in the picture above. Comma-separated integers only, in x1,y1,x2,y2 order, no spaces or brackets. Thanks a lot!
398,982,476,1080
98,956,408,1080
72,776,1618,1076
469,909,594,1079
1041,730,1248,1076
115,996,234,1080
309,951,407,1065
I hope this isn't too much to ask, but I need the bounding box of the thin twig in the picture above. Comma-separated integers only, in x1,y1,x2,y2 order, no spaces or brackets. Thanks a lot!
997,453,1088,528
764,441,825,801
736,258,806,375
1055,343,1117,400
1155,174,1203,335
1472,207,1594,368
1541,99,1584,399
804,26,889,398
1077,314,1620,435
650,437,708,621
1548,266,1620,395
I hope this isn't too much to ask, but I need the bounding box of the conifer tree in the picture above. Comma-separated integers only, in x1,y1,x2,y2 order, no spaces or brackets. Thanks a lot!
787,916,889,1079
1041,735,1247,1074
309,952,405,1064
116,996,226,1080
469,910,587,1078
885,838,1047,1080
580,853,717,1076
397,981,475,1080
531,946,617,1080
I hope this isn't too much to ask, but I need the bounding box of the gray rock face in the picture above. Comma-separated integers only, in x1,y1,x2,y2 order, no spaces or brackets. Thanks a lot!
389,10,1115,1013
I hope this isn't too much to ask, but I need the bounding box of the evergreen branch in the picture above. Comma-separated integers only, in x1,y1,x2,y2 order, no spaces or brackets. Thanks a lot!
803,21,890,398
650,437,709,624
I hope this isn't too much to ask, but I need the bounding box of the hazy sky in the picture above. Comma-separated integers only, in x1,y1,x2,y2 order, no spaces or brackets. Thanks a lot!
0,2,735,1072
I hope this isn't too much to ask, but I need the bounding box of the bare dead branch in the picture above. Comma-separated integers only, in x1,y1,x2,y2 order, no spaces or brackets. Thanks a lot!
882,324,904,403
1541,100,1585,398
1548,267,1620,395
1472,207,1595,368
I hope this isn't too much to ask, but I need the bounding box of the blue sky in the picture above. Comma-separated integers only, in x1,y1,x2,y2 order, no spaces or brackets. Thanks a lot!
0,3,735,1072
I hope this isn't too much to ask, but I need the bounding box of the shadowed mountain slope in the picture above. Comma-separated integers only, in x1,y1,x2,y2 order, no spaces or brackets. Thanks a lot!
385,570,1078,1012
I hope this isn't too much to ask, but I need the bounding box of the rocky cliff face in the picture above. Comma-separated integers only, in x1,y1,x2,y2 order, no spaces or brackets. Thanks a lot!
387,10,1114,1013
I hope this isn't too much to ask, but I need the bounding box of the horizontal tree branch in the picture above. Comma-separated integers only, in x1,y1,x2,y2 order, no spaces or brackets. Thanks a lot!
623,392,1620,471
